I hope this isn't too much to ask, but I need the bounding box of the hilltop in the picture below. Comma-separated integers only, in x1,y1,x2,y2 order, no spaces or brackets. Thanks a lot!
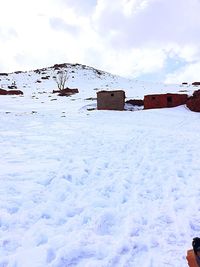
0,62,195,102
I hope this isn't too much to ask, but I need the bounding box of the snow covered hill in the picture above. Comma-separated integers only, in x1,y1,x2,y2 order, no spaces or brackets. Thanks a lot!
0,62,195,107
0,63,200,267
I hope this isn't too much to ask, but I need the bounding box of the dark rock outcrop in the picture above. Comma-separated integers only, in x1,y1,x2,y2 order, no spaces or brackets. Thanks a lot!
0,89,8,95
186,90,200,112
41,76,50,80
14,71,23,74
0,89,23,95
7,90,23,95
126,99,144,106
34,69,41,74
53,63,68,70
52,90,60,93
192,82,200,86
53,88,79,96
8,85,17,89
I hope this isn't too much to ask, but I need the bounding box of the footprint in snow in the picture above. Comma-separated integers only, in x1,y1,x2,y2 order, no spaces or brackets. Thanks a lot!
7,206,19,214
54,249,94,267
131,243,148,257
95,212,116,235
66,207,83,218
46,248,56,263
190,220,200,232
0,261,8,267
36,234,48,246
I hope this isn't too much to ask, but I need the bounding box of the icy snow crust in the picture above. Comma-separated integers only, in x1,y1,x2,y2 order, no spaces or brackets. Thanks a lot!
0,64,200,267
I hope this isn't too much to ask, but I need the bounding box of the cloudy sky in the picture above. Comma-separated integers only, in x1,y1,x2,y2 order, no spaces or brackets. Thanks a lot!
1,0,200,83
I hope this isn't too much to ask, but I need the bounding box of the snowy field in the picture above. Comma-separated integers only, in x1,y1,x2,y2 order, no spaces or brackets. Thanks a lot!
0,64,200,267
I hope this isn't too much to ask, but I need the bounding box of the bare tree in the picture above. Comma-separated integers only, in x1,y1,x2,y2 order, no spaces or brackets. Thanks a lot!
54,70,68,90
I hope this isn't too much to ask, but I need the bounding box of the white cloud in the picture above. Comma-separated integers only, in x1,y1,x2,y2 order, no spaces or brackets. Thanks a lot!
49,17,81,35
0,0,200,82
165,62,200,83
57,0,97,15
88,47,166,77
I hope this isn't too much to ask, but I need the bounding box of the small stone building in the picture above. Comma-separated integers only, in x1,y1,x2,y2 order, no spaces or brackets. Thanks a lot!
144,93,188,109
97,90,125,110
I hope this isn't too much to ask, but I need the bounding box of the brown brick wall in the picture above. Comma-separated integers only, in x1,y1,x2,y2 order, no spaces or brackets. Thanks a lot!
144,94,188,109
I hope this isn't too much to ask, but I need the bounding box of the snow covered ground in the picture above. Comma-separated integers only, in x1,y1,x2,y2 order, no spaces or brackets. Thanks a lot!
0,64,200,267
